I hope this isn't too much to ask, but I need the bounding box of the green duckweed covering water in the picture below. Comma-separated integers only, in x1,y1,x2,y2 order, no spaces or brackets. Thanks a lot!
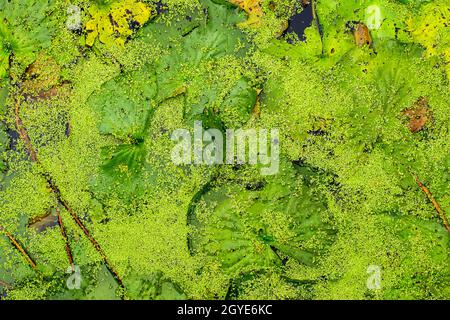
0,0,449,300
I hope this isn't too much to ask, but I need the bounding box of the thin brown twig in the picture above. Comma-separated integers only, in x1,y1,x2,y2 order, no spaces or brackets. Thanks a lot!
14,98,38,162
12,95,126,297
412,173,450,232
56,206,75,272
0,279,12,289
58,195,125,290
45,174,126,292
0,225,37,269
16,97,76,270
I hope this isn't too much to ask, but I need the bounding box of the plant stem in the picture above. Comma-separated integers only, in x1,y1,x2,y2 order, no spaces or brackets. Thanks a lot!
56,206,75,271
14,98,38,162
412,173,450,232
0,225,37,269
0,279,12,289
13,95,126,297
57,191,125,292
311,0,324,55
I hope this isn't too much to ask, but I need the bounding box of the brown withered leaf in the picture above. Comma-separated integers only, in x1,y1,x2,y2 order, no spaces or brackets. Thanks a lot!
21,52,70,101
37,81,71,101
353,23,372,47
28,212,58,233
22,53,60,94
401,97,432,133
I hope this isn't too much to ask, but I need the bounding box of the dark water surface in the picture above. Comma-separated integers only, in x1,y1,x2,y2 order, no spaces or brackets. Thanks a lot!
285,3,314,42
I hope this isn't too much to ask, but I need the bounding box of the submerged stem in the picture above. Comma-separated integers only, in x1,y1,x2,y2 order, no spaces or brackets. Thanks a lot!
0,225,37,269
0,279,12,289
14,98,38,162
56,206,75,271
58,195,126,293
412,173,450,232
13,94,126,296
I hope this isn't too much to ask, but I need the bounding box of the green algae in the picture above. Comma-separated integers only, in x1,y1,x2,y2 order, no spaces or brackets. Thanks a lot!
0,0,449,300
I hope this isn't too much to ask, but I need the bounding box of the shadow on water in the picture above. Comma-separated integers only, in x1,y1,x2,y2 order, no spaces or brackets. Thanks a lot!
284,2,314,43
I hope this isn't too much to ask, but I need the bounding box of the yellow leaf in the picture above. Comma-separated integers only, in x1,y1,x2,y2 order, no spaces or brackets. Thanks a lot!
84,0,153,48
228,0,263,27
85,19,99,47
407,1,450,84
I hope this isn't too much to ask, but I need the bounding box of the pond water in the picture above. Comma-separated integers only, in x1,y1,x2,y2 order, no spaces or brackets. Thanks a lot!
284,2,313,42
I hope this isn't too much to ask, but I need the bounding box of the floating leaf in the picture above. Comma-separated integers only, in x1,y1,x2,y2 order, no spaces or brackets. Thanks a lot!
87,65,157,139
219,77,257,128
125,272,186,300
189,162,336,277
407,0,450,83
0,0,55,82
151,1,247,102
87,65,157,201
85,0,154,47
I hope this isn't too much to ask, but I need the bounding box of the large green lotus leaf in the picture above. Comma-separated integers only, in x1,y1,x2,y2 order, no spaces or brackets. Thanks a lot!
0,0,55,81
48,265,119,300
90,140,157,202
185,76,257,130
188,162,336,276
182,0,247,63
366,42,425,110
333,40,425,109
125,272,186,300
219,77,257,128
138,6,204,50
381,214,450,299
88,66,157,139
326,40,433,155
308,0,412,66
138,0,254,130
150,0,248,102
87,65,157,202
